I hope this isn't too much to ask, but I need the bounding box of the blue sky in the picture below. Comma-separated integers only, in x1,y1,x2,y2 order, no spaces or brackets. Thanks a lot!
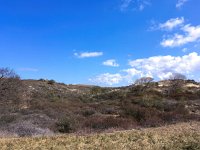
0,0,200,86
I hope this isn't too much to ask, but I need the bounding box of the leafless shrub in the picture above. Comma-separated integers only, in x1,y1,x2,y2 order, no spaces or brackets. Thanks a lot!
55,116,78,133
0,114,18,126
169,73,187,80
167,73,187,99
90,86,108,95
134,77,154,85
83,116,134,130
0,68,24,112
101,107,116,115
132,77,154,95
9,121,54,137
0,67,19,79
82,108,96,117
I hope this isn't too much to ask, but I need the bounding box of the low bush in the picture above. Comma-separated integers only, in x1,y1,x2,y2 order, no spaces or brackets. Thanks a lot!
122,102,165,127
55,116,77,133
195,90,200,98
83,116,134,130
101,107,116,115
90,86,108,95
124,105,145,122
48,80,56,85
82,109,95,117
132,98,164,110
0,114,17,125
38,78,46,82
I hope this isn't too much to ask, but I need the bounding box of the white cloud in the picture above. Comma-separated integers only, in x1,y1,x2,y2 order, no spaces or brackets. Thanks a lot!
161,24,200,47
128,52,200,80
159,17,184,30
122,68,142,83
90,52,200,86
176,0,188,8
18,68,39,72
90,73,123,86
103,59,119,67
123,68,141,76
74,52,103,58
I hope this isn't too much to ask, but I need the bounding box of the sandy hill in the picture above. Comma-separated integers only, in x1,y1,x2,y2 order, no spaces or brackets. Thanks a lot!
0,79,199,138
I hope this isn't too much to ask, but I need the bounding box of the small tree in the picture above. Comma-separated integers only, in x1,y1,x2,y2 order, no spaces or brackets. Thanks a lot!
167,73,187,98
133,77,154,94
169,73,186,80
0,68,23,112
0,68,19,79
134,77,154,85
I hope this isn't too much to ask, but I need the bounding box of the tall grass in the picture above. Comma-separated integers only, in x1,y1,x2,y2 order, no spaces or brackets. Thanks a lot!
0,122,199,150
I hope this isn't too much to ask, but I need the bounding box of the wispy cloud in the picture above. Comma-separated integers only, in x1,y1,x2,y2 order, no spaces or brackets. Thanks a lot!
120,0,151,11
149,17,184,31
74,51,103,58
138,0,151,11
182,47,188,52
103,59,119,67
139,4,145,11
120,0,132,11
176,0,188,8
161,24,200,47
159,17,184,30
18,68,39,72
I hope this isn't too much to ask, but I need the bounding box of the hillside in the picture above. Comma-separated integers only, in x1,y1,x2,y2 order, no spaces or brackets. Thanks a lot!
0,78,200,137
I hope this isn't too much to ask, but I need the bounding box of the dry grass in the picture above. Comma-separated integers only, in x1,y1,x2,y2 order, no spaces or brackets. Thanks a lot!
0,121,199,150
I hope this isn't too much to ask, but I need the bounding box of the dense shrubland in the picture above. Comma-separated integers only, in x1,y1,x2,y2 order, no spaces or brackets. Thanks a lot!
0,68,200,137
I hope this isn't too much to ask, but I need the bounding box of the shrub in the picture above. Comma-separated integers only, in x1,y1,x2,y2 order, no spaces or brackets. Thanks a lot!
48,80,56,85
46,91,61,102
122,102,165,126
195,90,200,98
56,117,76,133
167,79,186,99
101,107,116,115
0,68,24,112
38,78,46,82
124,106,145,122
90,86,107,95
174,103,189,115
132,97,164,110
0,115,17,125
11,121,53,137
91,90,127,102
82,109,95,117
83,116,134,130
15,126,37,137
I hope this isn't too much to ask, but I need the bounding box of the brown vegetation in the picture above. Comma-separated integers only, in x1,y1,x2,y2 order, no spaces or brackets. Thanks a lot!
0,122,199,150
0,68,200,137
